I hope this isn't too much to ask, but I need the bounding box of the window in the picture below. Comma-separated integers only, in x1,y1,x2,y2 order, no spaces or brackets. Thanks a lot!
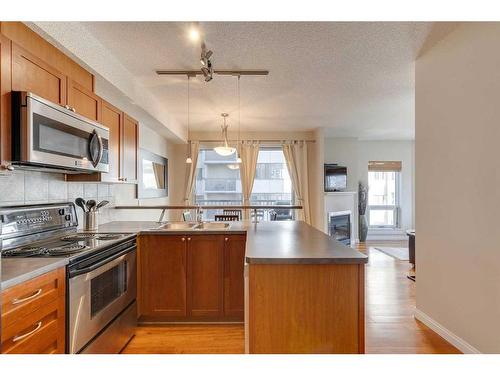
195,149,242,202
367,161,401,228
193,147,293,221
251,148,293,221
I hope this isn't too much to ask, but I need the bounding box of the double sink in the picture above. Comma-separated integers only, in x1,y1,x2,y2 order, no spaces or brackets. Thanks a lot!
152,222,232,231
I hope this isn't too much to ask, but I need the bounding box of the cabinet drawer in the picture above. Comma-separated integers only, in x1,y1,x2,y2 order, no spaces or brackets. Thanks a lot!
1,268,65,328
1,296,65,354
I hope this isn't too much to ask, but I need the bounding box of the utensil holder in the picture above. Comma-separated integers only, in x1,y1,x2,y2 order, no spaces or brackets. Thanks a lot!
84,211,98,231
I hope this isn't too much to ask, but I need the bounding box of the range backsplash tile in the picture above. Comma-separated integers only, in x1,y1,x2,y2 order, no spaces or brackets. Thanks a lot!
0,170,25,202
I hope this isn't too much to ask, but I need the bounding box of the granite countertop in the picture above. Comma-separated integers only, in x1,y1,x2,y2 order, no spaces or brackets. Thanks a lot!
1,257,69,291
97,220,368,265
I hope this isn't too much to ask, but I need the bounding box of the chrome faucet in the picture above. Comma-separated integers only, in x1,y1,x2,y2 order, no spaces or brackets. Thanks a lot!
196,206,203,223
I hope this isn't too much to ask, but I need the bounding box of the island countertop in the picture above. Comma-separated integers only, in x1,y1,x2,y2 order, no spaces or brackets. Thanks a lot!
96,220,367,265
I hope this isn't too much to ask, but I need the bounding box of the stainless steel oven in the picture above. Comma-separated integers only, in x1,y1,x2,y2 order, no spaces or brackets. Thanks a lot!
10,91,110,174
68,240,136,354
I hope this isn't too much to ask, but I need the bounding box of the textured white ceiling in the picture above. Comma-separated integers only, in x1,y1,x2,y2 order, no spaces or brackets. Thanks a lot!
79,22,431,139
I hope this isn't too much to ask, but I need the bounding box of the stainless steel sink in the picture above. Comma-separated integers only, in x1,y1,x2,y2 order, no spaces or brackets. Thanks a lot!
194,222,231,230
155,222,198,230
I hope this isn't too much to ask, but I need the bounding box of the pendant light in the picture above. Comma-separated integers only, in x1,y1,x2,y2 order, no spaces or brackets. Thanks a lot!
214,113,236,156
186,75,193,164
228,75,242,170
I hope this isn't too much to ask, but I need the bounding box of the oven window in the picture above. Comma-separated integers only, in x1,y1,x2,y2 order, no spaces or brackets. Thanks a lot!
90,261,128,317
33,113,91,159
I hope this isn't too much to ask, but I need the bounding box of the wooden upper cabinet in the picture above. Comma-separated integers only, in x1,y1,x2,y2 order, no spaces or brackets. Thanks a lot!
100,100,123,183
139,235,187,319
11,43,67,105
67,78,101,122
0,34,12,163
223,235,246,320
187,235,224,318
121,114,139,182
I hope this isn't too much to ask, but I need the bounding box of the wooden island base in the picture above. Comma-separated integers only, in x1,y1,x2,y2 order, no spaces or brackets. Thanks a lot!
246,263,365,354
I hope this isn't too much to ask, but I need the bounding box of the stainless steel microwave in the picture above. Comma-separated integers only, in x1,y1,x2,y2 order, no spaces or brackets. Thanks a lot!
9,91,110,174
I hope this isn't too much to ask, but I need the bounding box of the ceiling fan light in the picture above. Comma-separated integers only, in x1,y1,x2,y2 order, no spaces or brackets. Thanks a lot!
201,66,210,77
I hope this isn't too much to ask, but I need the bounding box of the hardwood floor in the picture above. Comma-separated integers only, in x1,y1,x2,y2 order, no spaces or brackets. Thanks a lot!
361,241,460,354
122,324,245,354
123,241,460,354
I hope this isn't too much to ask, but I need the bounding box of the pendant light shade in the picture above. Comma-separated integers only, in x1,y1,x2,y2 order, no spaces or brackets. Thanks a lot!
214,113,236,156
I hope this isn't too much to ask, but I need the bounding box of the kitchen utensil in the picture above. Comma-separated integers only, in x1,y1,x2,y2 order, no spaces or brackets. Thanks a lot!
96,200,109,211
86,200,96,212
75,198,87,212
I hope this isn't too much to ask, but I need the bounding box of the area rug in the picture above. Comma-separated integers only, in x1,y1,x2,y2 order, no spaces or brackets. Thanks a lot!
374,247,409,261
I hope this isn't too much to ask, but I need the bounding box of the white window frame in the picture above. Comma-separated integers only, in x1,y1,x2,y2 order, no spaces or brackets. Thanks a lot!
367,171,401,229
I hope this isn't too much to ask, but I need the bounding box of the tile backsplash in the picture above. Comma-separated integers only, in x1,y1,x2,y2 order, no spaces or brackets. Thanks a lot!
0,170,115,229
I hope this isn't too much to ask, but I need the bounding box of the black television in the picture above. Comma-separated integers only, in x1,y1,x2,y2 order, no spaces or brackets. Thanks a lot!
324,164,347,192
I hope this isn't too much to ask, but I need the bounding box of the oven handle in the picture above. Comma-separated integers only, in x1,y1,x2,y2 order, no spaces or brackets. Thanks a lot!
69,245,136,278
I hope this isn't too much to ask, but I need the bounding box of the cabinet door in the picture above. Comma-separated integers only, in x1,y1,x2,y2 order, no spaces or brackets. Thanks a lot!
223,235,246,320
11,43,66,105
0,34,12,163
67,78,101,122
139,235,187,319
121,114,138,182
100,101,122,182
187,235,224,318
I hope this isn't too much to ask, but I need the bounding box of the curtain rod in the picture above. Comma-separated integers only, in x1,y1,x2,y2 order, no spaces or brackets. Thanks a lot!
193,139,316,144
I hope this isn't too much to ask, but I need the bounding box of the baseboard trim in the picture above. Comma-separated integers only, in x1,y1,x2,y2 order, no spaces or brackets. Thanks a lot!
414,309,481,354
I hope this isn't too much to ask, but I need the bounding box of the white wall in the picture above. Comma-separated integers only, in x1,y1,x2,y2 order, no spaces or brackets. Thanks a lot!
324,138,415,237
415,23,500,353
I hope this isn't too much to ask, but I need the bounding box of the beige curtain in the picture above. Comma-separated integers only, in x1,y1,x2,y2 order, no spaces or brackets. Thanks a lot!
183,141,200,204
282,141,311,224
239,141,260,219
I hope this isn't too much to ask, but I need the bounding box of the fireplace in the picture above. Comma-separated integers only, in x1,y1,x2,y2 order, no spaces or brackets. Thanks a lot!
328,212,351,246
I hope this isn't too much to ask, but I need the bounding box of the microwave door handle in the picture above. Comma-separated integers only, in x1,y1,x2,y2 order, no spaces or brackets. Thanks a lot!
89,130,104,168
95,133,103,166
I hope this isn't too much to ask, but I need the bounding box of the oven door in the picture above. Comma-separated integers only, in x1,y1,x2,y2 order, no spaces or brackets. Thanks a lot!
24,93,109,173
69,248,136,354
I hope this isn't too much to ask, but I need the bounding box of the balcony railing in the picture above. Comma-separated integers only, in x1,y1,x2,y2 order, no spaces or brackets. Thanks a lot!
194,199,294,221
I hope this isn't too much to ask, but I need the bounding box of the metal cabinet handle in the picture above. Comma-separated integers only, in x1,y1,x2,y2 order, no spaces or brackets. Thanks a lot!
225,237,229,242
181,237,186,242
12,289,42,305
13,321,42,342
187,237,191,241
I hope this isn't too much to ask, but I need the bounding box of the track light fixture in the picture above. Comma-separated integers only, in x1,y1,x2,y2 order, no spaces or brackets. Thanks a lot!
200,42,214,82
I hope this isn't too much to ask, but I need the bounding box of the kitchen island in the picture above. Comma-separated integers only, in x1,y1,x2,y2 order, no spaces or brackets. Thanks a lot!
97,220,367,354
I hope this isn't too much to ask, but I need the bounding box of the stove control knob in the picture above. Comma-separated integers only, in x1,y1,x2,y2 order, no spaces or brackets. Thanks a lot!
65,214,71,221
59,208,65,215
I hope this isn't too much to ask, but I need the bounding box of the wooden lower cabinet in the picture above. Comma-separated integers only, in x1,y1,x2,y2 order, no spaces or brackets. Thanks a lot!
187,235,224,318
223,235,246,320
1,268,66,354
138,234,246,322
138,235,187,319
